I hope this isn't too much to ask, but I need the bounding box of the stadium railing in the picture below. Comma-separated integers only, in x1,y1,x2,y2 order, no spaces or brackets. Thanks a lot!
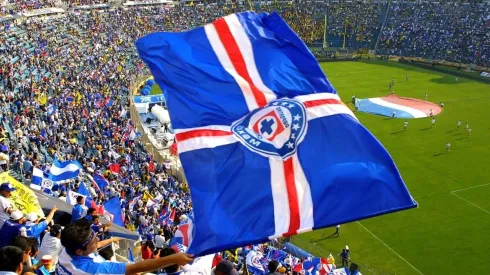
128,74,187,184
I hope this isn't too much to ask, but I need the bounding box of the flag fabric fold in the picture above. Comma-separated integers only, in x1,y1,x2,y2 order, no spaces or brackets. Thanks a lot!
103,197,125,227
92,173,109,191
136,11,417,256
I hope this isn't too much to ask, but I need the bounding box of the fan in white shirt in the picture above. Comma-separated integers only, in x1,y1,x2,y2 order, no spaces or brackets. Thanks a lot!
37,224,63,271
0,183,17,229
155,230,166,249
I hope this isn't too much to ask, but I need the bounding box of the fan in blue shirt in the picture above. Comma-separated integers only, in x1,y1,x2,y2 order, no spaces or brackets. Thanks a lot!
71,196,87,222
56,219,194,275
0,207,57,248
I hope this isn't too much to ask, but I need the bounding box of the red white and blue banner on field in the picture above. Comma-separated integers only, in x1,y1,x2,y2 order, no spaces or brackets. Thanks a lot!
136,11,417,255
355,95,442,119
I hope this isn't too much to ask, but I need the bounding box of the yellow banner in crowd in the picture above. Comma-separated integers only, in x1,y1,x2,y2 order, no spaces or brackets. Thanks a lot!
143,191,154,202
0,172,45,218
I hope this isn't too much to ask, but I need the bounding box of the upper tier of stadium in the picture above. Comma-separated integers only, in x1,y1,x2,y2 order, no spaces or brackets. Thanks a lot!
1,1,489,67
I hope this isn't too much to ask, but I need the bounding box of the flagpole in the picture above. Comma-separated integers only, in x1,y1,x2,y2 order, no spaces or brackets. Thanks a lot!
343,20,347,49
322,14,327,49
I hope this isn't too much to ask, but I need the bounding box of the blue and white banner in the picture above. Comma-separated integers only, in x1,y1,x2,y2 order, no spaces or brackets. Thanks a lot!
66,190,86,205
46,105,57,116
133,94,166,104
48,159,82,181
246,250,268,275
136,11,417,256
32,168,56,190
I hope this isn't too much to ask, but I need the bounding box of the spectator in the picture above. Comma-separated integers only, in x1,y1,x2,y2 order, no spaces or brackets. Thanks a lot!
155,229,166,249
11,236,37,275
0,246,29,275
0,183,16,229
58,219,194,275
83,208,97,222
267,260,281,275
37,224,63,270
214,260,239,275
0,207,57,248
71,196,86,222
90,215,110,240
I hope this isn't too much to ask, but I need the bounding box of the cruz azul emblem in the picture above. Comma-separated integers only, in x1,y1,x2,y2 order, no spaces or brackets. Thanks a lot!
231,98,307,159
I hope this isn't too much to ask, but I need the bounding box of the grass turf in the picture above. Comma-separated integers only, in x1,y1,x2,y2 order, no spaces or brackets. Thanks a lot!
152,60,490,275
292,60,490,275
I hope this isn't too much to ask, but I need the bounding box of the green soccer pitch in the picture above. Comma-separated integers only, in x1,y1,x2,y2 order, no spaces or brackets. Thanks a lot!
151,60,490,275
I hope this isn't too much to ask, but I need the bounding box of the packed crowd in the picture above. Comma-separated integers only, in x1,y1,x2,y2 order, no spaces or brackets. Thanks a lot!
0,5,198,271
377,1,490,67
1,0,56,14
2,1,489,65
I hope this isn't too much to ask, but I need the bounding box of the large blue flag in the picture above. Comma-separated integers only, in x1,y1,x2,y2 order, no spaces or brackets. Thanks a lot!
136,11,417,256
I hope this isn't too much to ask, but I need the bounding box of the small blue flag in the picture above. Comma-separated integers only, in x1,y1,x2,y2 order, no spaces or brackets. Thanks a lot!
104,197,125,227
77,183,93,209
92,173,109,191
46,105,57,116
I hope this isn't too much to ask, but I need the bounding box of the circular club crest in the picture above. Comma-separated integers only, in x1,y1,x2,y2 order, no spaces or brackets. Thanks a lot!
231,99,307,159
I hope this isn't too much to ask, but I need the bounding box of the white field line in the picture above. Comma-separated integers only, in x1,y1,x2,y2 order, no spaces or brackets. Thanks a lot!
450,192,490,215
356,222,425,275
450,182,490,193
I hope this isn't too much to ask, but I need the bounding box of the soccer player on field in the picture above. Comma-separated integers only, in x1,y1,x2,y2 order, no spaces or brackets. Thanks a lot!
446,142,451,151
457,120,461,129
468,128,472,136
392,110,396,118
431,118,436,127
403,121,408,130
424,93,428,101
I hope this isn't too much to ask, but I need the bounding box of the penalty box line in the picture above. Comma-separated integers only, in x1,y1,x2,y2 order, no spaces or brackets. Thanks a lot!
356,222,425,275
450,183,490,215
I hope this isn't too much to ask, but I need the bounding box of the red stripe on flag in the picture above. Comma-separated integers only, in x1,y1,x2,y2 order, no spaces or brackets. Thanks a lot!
175,129,232,142
303,98,343,108
213,18,268,108
282,157,300,236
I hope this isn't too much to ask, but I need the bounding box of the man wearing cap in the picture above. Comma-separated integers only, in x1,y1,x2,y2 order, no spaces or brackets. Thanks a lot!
23,212,47,243
0,182,16,229
57,219,194,275
0,207,57,248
